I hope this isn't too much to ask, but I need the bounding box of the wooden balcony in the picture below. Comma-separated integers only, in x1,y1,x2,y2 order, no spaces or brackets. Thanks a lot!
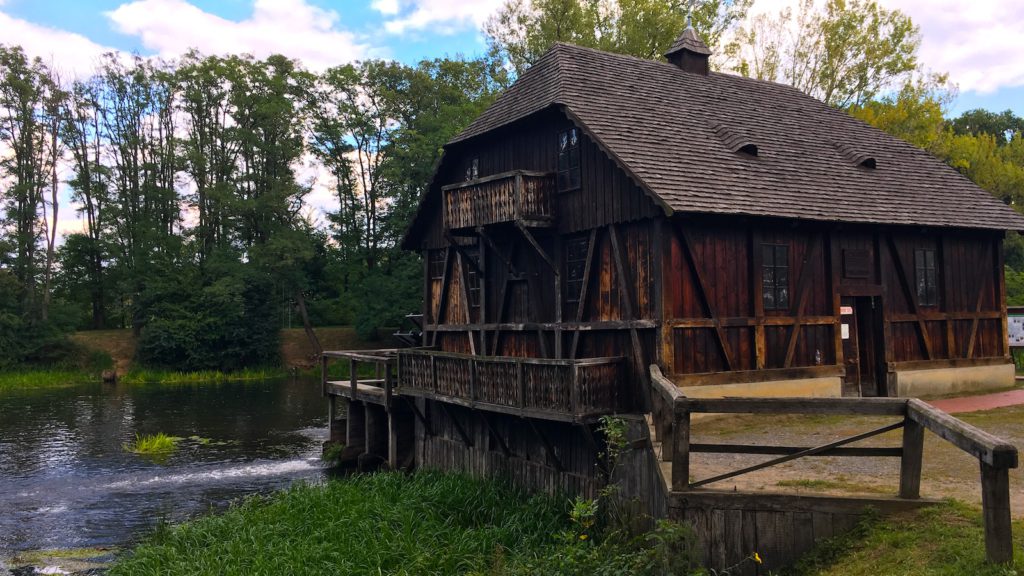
443,170,555,231
397,350,622,422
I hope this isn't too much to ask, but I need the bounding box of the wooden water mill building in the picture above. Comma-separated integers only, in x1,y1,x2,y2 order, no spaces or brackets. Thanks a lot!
323,28,1023,572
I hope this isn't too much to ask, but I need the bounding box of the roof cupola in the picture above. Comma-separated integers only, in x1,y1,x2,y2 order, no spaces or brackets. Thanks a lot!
664,26,711,75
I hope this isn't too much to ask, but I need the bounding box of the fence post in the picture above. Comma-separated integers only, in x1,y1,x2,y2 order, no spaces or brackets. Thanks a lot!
899,416,924,499
980,461,1013,564
672,399,690,491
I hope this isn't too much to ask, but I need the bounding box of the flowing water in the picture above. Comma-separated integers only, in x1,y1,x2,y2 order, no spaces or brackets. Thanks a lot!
0,377,327,568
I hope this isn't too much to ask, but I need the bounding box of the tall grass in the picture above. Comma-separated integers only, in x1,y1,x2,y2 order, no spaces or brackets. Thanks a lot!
119,367,288,385
109,472,701,576
110,472,569,576
125,433,180,455
0,370,100,390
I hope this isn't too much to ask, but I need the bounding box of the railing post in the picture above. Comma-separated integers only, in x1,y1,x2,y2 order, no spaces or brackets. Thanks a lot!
570,364,580,416
672,399,691,492
320,354,328,398
899,415,924,499
469,358,477,402
349,359,357,398
981,461,1014,564
661,395,675,463
384,360,393,412
430,355,437,394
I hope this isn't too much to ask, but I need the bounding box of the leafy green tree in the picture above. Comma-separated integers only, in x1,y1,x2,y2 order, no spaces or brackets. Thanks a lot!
950,109,1024,146
728,0,920,108
485,0,750,74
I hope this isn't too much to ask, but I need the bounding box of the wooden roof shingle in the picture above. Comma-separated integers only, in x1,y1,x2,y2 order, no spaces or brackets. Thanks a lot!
449,43,1024,232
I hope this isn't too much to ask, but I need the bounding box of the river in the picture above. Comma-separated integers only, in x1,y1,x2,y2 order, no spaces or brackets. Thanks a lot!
0,377,327,569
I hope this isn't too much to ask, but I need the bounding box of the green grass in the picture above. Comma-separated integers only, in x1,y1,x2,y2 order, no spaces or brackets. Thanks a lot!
792,500,1024,576
0,369,100,390
109,472,569,576
108,472,702,576
124,433,181,461
775,478,892,495
119,367,288,385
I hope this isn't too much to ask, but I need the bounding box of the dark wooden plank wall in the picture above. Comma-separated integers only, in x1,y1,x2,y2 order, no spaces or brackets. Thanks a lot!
880,230,1004,363
415,399,602,497
417,108,659,251
664,219,834,375
665,219,1006,380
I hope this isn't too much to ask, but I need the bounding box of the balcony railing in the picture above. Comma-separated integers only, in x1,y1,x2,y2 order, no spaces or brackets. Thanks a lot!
443,170,555,231
397,350,622,422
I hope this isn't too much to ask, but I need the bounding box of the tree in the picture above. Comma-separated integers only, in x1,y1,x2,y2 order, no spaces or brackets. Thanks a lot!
847,73,954,155
485,0,751,74
949,109,1024,147
728,0,920,108
0,45,60,322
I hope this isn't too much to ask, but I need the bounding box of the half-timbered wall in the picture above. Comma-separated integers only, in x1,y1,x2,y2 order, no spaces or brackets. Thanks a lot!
662,216,1007,385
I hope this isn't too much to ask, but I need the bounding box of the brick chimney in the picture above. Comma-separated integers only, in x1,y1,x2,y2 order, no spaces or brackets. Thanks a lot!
664,26,711,75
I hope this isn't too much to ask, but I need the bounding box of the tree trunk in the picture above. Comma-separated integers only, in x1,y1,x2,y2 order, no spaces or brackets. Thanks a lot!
295,289,322,356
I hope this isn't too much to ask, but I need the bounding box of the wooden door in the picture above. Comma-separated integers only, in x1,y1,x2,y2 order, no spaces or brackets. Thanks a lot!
841,296,885,397
841,297,860,396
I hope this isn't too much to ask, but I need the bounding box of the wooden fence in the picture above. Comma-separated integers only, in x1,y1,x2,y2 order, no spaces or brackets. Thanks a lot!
649,365,1019,564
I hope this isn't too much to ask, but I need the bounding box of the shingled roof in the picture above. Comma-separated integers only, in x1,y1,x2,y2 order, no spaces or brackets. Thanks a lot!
447,42,1024,232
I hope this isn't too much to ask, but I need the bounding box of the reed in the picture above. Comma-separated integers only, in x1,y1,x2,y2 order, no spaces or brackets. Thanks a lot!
125,433,180,456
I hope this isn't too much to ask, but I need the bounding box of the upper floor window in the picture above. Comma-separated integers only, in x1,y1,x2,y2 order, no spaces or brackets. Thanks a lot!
914,248,938,307
762,243,790,311
557,128,581,192
429,250,446,280
465,157,479,181
565,235,590,305
463,246,481,319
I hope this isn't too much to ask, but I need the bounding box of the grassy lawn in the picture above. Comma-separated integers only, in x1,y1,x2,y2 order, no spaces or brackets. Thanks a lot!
794,501,1024,576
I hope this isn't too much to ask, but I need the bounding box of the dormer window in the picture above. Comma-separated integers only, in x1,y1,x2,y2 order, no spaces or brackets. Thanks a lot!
557,128,581,191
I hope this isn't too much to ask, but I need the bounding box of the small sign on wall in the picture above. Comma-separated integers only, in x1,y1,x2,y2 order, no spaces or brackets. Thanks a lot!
841,323,850,340
840,306,853,315
1009,314,1024,347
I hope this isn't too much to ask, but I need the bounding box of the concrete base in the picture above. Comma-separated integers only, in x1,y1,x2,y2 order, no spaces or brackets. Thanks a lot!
892,362,1015,398
679,376,843,399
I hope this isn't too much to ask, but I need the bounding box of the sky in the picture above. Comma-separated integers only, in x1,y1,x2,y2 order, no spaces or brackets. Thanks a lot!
1,0,1022,237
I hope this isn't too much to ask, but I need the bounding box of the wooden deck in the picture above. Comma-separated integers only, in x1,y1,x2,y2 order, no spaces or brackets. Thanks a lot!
397,349,622,423
322,348,623,423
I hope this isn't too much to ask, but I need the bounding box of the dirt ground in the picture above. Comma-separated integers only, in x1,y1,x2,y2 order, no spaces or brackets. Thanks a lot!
684,404,1024,518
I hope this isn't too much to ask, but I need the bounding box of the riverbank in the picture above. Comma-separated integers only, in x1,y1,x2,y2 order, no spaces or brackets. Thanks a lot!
0,326,382,390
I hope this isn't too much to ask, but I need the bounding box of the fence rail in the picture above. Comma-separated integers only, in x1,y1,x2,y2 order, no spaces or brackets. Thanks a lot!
648,364,1019,564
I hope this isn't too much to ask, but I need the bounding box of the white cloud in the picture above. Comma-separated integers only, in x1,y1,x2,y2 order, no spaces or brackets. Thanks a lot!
105,0,375,70
379,0,505,35
372,0,400,16
0,11,114,77
895,0,1024,94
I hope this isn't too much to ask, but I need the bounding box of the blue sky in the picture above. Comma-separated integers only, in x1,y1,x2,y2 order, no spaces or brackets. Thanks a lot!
1,0,1020,116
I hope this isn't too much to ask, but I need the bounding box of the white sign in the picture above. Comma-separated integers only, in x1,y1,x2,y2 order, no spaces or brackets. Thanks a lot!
1009,315,1024,347
841,323,850,340
840,306,853,315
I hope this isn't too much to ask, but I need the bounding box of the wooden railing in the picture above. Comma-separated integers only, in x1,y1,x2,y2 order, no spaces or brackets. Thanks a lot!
398,350,621,422
442,170,555,231
321,349,399,408
649,365,1019,564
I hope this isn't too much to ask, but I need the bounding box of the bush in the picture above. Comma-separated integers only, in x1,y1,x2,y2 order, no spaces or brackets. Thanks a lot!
136,267,281,372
